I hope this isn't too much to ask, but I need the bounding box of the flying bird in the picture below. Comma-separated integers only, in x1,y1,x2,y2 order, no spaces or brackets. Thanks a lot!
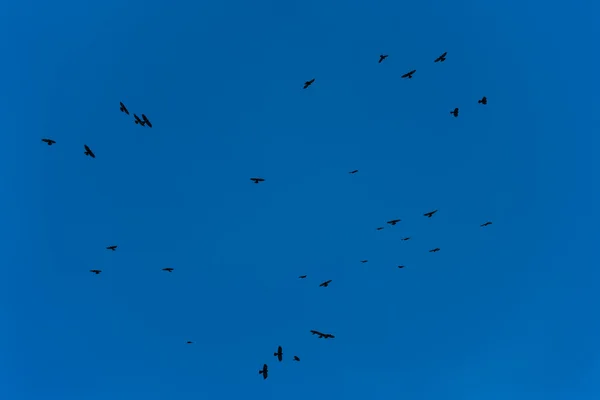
434,52,448,62
298,275,307,279
360,260,368,263
119,102,129,115
293,356,300,362
429,248,440,253
162,268,174,272
376,227,384,231
133,114,145,126
303,78,315,89
387,219,401,226
259,364,268,380
274,346,283,362
106,246,117,251
349,170,359,174
423,210,438,218
141,114,152,128
450,108,459,117
378,54,388,63
401,70,416,79
310,330,335,339
401,237,411,241
398,265,405,269
250,177,265,184
480,221,492,227
478,96,487,105
90,269,101,274
186,341,193,344
41,138,56,146
319,280,332,287
84,144,95,158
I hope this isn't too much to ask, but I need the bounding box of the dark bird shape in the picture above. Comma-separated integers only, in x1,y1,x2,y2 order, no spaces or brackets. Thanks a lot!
450,108,459,117
259,364,268,380
401,69,416,79
299,275,307,279
162,267,174,272
90,269,101,274
106,245,117,251
319,280,332,287
303,78,315,89
480,221,492,227
84,144,95,158
387,219,401,226
133,114,145,126
274,346,283,362
360,260,368,263
429,248,440,253
376,227,384,231
401,237,411,241
478,96,487,105
398,265,405,269
119,102,130,115
41,138,56,146
250,177,265,184
141,114,152,128
423,210,438,218
434,51,448,62
378,54,388,63
349,169,359,174
310,330,334,339
187,341,193,344
293,356,300,362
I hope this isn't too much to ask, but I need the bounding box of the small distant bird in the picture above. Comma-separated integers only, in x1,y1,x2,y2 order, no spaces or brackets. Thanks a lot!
119,102,130,115
274,346,283,362
319,280,332,287
187,341,193,344
90,269,101,274
360,260,368,263
259,364,268,380
401,69,416,79
133,114,145,126
401,237,411,241
84,144,95,158
349,169,359,174
310,330,335,339
450,108,459,117
299,275,307,279
424,210,438,218
478,96,487,105
303,78,315,89
387,219,401,226
293,356,300,361
398,265,405,269
434,51,448,62
480,221,492,227
41,138,56,146
141,114,152,128
429,248,440,253
162,268,174,272
376,227,384,231
250,177,265,184
378,54,388,63
106,245,117,251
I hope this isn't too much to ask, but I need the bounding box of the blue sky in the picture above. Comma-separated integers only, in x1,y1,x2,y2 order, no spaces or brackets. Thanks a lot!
1,0,598,399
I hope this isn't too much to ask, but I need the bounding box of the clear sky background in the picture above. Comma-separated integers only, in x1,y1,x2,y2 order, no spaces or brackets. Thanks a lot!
1,1,599,399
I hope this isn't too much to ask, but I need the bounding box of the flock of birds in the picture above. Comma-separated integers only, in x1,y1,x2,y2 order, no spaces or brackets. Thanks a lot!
40,50,493,381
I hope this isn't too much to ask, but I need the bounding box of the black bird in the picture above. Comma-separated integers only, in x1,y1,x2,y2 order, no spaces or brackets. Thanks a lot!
162,267,174,272
480,221,492,227
90,269,101,274
398,265,405,269
187,341,193,344
378,54,388,63
423,210,438,218
349,169,359,174
141,114,152,128
429,248,440,253
133,114,145,126
376,227,384,231
360,260,368,263
274,346,283,362
41,138,56,146
310,330,334,339
119,102,130,115
434,51,448,62
250,177,265,184
478,96,487,105
401,70,416,79
319,280,332,287
293,356,300,362
259,364,268,380
298,275,307,279
401,237,411,241
450,108,459,117
106,245,117,251
387,219,401,226
84,144,95,158
303,78,315,89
